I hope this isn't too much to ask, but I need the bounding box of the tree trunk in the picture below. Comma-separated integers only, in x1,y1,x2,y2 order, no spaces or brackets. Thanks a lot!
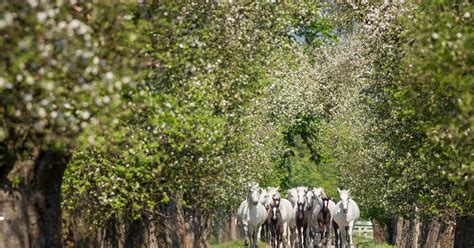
454,216,474,248
217,209,236,244
393,217,455,248
0,149,69,248
98,217,125,248
371,218,386,242
394,216,404,245
155,199,183,248
124,216,159,248
420,218,455,248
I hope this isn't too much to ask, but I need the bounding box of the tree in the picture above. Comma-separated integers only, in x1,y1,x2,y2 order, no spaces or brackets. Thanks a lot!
0,1,143,246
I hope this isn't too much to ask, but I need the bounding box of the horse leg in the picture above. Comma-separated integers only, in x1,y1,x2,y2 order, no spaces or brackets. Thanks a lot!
347,223,354,248
271,230,275,248
263,223,271,242
341,226,347,248
244,222,249,246
323,222,329,246
288,226,295,248
316,221,321,247
252,226,258,248
296,228,300,247
326,220,332,246
332,221,339,248
303,225,309,248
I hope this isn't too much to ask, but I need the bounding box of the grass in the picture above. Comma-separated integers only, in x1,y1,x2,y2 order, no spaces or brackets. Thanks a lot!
353,235,394,248
210,240,268,248
210,235,394,248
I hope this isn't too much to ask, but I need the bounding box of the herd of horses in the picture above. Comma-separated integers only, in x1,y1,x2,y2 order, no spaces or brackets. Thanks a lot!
237,183,360,248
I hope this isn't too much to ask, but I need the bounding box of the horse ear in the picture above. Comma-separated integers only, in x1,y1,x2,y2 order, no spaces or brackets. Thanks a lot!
255,183,259,188
347,189,351,195
337,188,342,194
276,186,280,191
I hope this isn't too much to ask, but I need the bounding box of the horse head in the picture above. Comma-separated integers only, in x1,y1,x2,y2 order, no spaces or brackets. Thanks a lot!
270,199,280,220
296,186,307,206
248,183,261,206
337,188,351,213
297,201,305,220
259,189,269,209
304,190,315,211
313,187,324,205
266,187,280,207
287,188,298,206
322,197,329,210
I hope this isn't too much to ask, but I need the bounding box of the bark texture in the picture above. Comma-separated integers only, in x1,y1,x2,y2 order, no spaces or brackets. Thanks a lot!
216,209,237,244
0,149,69,248
372,218,386,242
394,217,455,248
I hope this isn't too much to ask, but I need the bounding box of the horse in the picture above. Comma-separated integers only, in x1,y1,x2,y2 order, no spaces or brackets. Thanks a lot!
302,189,319,247
267,187,295,247
268,196,284,248
295,187,308,247
237,183,268,248
317,197,332,246
333,188,360,248
287,188,299,247
259,189,271,242
312,187,339,246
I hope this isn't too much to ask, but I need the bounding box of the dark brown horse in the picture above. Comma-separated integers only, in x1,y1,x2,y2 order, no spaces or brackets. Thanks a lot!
268,199,283,248
296,201,307,247
317,197,332,246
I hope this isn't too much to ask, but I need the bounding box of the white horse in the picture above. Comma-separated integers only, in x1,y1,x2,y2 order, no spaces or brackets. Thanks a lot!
304,189,320,247
237,183,268,248
287,188,299,247
267,187,294,247
333,188,360,248
258,188,270,242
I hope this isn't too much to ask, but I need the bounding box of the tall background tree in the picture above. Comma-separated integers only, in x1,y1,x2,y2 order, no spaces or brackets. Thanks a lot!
0,1,144,246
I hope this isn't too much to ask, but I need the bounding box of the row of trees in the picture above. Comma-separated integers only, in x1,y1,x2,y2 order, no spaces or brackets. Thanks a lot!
0,1,471,247
314,1,473,246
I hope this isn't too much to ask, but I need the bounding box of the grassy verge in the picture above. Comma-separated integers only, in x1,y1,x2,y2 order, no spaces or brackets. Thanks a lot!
354,235,394,248
210,236,393,248
210,240,269,248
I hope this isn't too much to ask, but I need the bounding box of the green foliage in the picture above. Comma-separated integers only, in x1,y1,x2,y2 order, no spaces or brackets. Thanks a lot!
0,1,141,180
393,1,474,216
278,117,338,197
293,18,338,47
62,1,342,230
317,1,473,221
